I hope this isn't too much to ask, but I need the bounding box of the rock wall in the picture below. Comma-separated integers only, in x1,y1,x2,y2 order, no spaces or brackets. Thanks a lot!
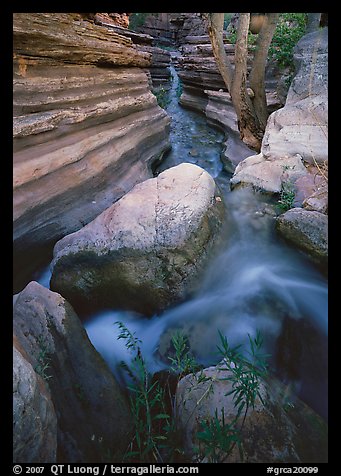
94,13,130,29
13,339,57,463
92,15,172,89
133,13,208,46
13,13,171,291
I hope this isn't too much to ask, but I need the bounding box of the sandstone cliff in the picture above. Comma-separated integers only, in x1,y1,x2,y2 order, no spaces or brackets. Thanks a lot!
13,13,171,291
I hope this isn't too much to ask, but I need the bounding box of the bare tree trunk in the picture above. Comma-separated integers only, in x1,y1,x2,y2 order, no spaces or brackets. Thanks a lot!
230,13,263,150
207,13,234,91
249,13,280,130
306,13,321,33
207,12,279,151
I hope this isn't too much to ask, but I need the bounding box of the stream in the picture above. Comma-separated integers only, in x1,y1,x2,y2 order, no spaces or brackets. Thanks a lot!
33,61,328,422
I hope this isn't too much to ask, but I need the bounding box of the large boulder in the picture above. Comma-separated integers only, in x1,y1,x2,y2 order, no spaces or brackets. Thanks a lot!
13,339,57,463
175,364,328,463
13,281,133,462
50,163,225,315
276,208,328,268
230,153,307,193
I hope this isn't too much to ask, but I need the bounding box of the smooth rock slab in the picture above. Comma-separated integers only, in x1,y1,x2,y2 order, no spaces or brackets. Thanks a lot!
50,163,225,315
276,207,328,267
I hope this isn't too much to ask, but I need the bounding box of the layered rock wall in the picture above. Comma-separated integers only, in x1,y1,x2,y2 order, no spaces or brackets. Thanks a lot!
133,13,208,46
13,13,171,290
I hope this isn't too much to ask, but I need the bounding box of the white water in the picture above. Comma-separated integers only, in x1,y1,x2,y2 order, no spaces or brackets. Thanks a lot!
83,187,327,377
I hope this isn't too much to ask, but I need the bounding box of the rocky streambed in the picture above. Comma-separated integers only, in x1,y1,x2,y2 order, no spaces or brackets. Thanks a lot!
13,14,328,464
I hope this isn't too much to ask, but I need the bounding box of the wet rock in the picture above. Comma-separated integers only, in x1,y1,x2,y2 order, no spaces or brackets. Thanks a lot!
175,364,328,462
276,208,328,267
134,13,208,46
274,316,328,420
13,281,133,462
50,163,225,316
13,340,57,463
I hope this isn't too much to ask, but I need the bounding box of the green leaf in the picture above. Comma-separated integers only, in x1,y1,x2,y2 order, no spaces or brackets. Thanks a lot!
154,413,170,420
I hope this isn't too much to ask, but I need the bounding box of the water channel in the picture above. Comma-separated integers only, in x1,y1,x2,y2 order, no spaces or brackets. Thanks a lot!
33,61,328,422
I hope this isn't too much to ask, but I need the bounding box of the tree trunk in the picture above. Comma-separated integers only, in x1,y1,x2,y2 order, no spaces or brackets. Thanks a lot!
230,13,263,151
306,13,321,33
207,13,234,91
249,13,280,130
207,12,279,151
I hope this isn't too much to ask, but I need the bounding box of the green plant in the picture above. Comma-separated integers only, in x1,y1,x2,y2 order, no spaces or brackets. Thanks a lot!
116,321,171,462
217,330,268,414
195,330,269,462
176,79,183,99
277,180,295,211
226,13,307,70
196,408,241,463
227,29,258,47
129,13,157,31
168,330,200,379
269,13,308,69
115,323,269,463
34,335,52,381
223,13,234,30
153,87,170,109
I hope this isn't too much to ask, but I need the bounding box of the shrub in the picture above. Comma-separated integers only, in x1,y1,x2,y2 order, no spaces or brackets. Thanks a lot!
129,13,158,31
277,180,296,212
269,13,308,69
153,87,171,109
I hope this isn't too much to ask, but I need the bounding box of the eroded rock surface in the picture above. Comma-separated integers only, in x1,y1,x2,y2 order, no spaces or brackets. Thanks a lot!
13,281,133,462
13,13,171,289
50,163,225,315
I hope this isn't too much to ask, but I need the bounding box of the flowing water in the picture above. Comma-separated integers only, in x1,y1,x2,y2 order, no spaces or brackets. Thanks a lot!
34,61,328,421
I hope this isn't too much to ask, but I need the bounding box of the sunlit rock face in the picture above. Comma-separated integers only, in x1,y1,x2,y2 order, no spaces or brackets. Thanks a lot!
13,13,171,288
50,163,226,316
